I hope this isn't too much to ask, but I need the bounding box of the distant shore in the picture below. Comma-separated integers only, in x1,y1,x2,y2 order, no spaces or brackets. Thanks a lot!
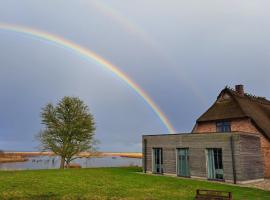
0,154,28,163
0,152,142,163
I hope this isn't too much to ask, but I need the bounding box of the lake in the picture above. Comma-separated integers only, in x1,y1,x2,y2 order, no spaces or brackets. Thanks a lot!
0,156,142,170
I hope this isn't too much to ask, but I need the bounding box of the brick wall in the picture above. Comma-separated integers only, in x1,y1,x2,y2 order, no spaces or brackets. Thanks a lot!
261,137,270,178
193,118,270,178
193,118,259,133
231,118,260,133
193,121,216,133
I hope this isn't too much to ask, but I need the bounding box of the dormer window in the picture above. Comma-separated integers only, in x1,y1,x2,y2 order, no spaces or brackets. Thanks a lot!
216,121,231,132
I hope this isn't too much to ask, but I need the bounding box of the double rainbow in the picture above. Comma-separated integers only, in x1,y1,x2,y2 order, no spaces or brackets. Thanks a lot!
0,23,175,133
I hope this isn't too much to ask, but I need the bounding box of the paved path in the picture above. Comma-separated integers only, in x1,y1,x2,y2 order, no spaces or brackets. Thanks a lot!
246,179,270,191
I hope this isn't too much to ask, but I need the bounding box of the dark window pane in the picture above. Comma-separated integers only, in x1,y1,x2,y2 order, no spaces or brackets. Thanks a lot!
216,121,231,132
214,148,223,179
153,148,163,174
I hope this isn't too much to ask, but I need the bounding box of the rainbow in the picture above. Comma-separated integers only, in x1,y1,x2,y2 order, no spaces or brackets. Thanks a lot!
0,23,175,133
90,0,163,56
89,1,207,105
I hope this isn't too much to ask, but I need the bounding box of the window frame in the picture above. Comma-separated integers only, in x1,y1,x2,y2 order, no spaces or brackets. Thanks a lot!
216,121,231,133
152,148,163,174
206,148,224,181
176,148,190,178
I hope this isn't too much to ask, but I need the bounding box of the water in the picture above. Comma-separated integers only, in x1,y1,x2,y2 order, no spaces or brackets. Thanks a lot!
0,156,142,170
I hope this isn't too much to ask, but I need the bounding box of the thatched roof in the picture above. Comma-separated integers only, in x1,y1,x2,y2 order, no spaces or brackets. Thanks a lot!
197,87,270,140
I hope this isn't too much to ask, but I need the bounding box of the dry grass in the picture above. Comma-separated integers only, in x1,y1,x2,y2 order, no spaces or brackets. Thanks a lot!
2,152,142,160
100,152,142,158
3,152,54,157
0,154,28,163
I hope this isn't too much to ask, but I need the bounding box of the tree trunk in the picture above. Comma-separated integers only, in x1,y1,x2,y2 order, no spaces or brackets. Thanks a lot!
60,156,65,169
65,158,71,168
66,161,69,168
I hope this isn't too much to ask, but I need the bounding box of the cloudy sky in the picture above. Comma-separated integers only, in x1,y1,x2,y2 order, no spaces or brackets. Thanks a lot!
0,0,270,152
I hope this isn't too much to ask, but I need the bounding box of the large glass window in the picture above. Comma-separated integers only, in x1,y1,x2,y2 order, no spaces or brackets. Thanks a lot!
152,148,163,174
207,148,224,180
216,121,231,132
176,148,190,177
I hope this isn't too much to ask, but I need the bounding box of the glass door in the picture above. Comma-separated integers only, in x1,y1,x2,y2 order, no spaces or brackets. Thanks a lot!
177,148,190,177
207,148,224,180
152,148,163,174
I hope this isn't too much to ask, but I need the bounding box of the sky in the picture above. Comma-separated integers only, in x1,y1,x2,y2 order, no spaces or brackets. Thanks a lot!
0,0,270,152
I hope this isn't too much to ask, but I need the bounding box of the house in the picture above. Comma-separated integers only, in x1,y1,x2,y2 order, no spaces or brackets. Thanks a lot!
142,85,270,183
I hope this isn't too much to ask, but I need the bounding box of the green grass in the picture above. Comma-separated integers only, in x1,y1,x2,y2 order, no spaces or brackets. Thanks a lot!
0,167,269,200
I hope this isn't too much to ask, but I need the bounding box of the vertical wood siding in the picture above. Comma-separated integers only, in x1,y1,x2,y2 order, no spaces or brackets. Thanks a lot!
143,133,263,182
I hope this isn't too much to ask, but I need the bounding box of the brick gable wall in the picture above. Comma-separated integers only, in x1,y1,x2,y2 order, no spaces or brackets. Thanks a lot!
193,118,270,178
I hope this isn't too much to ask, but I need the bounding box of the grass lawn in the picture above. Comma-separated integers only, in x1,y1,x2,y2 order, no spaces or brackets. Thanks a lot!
0,167,270,200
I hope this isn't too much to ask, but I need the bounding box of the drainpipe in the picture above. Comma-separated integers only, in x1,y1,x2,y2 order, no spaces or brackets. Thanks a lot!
230,135,237,184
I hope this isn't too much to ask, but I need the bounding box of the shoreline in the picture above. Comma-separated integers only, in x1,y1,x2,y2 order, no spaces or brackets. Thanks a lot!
0,152,142,163
0,155,28,163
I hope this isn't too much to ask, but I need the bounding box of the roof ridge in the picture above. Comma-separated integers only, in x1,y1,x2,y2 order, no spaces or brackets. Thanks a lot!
226,87,270,105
